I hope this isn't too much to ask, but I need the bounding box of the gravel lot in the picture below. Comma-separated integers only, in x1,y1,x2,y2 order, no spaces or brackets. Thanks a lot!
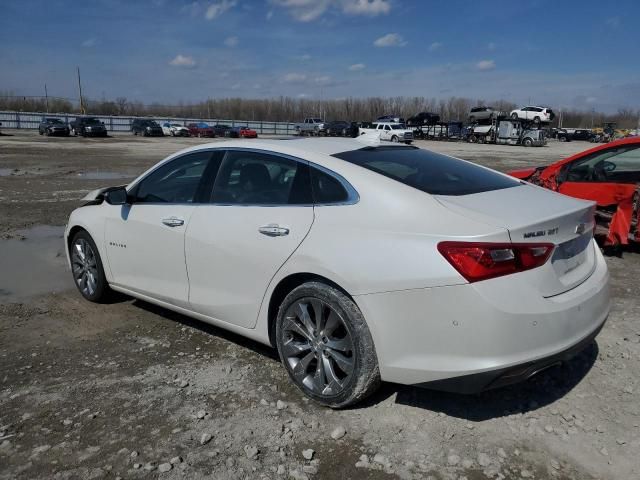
0,131,638,480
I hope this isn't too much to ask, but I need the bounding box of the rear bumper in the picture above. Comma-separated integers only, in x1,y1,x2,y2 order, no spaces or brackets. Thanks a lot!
355,242,610,389
416,316,604,393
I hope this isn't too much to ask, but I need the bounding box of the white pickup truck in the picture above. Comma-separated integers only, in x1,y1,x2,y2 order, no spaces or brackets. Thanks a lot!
295,118,327,136
359,122,413,144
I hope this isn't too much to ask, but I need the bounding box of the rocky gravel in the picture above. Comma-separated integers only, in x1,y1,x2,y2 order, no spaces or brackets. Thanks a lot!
0,131,638,479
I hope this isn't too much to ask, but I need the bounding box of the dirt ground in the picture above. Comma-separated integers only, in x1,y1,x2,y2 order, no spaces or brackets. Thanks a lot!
0,131,638,480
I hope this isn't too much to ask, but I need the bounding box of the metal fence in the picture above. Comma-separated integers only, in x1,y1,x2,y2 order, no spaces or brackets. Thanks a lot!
0,111,297,135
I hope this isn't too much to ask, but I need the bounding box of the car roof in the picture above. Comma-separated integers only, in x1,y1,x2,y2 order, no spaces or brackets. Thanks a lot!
184,137,414,157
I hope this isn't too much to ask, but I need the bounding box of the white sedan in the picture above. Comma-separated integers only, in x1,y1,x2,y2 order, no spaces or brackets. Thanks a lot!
162,122,190,137
64,138,609,407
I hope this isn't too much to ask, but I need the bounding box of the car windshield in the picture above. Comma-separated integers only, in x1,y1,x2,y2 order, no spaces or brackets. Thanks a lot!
85,118,101,125
47,118,63,124
333,146,520,196
312,119,323,123
390,125,404,130
197,123,209,128
170,124,182,127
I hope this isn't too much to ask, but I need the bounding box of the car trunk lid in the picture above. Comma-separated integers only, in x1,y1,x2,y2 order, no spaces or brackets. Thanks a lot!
435,184,596,296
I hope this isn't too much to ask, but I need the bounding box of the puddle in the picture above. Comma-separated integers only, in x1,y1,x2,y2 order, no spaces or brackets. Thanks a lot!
0,168,16,176
72,171,134,180
0,225,73,303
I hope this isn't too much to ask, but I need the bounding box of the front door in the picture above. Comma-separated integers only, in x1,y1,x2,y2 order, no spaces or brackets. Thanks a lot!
185,149,315,328
105,150,217,307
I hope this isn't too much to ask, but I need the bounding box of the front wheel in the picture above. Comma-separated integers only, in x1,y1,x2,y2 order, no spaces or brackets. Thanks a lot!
511,113,519,121
276,282,380,408
523,138,533,147
391,135,399,143
70,230,112,303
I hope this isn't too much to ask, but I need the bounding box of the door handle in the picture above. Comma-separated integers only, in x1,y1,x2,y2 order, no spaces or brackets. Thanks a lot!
162,217,185,227
259,224,290,237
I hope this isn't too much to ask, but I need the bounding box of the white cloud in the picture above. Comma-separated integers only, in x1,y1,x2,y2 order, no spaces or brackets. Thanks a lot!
271,0,390,22
487,42,496,51
294,53,312,61
428,42,442,52
373,33,406,47
342,0,390,16
314,75,333,86
283,73,308,83
606,17,620,28
476,59,496,71
205,0,237,20
271,0,331,22
81,38,96,48
169,54,197,68
348,63,366,71
224,36,239,47
266,10,274,19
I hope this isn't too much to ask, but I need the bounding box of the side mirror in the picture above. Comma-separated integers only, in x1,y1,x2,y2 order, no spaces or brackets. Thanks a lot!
105,187,129,205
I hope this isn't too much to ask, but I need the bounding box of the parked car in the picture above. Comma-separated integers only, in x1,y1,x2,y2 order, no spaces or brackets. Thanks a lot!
359,122,413,144
406,112,439,127
131,119,164,137
70,117,108,137
187,122,215,138
510,106,555,124
65,138,609,407
162,123,190,137
229,125,258,138
295,118,327,136
557,129,594,142
376,114,405,124
324,121,358,137
468,107,495,123
509,137,640,247
213,124,233,137
39,118,70,136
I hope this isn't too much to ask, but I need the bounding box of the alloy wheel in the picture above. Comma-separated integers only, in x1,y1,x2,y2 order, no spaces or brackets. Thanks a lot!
281,298,355,396
71,238,99,297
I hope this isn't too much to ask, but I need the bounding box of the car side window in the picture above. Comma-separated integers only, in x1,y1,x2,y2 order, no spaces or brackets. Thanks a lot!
132,151,214,203
310,167,350,204
565,145,640,183
211,151,312,205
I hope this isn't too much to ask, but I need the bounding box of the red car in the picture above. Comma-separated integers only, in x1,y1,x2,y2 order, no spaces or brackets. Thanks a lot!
238,126,258,138
187,122,215,138
509,137,640,247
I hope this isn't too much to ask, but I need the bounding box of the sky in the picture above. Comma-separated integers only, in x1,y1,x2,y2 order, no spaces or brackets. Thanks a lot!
1,0,639,113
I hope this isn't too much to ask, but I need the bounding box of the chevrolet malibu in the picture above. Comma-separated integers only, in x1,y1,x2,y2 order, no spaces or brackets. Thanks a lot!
65,138,610,407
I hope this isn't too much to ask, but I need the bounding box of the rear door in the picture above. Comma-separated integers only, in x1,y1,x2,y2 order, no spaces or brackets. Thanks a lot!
185,149,314,328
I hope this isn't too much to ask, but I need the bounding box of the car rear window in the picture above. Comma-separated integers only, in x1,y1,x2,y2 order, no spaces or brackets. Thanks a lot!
333,146,519,196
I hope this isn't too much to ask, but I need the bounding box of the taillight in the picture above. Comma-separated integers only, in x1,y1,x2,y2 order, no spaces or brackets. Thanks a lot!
437,242,554,282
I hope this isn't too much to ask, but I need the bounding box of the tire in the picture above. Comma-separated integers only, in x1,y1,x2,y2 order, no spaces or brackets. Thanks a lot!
69,230,112,303
511,113,519,121
39,129,43,135
45,129,51,137
275,281,381,408
71,128,77,136
391,135,399,143
559,136,567,142
469,116,475,123
533,116,541,125
468,134,477,143
523,138,533,147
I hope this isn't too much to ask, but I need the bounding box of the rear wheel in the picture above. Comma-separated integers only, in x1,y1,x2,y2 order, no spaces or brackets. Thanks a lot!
469,116,475,123
276,282,380,408
391,135,399,143
559,136,567,142
70,230,112,303
533,116,541,125
523,137,533,147
511,113,519,121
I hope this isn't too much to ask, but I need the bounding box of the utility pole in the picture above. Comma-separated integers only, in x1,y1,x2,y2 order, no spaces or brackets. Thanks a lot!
44,84,49,113
77,67,86,114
